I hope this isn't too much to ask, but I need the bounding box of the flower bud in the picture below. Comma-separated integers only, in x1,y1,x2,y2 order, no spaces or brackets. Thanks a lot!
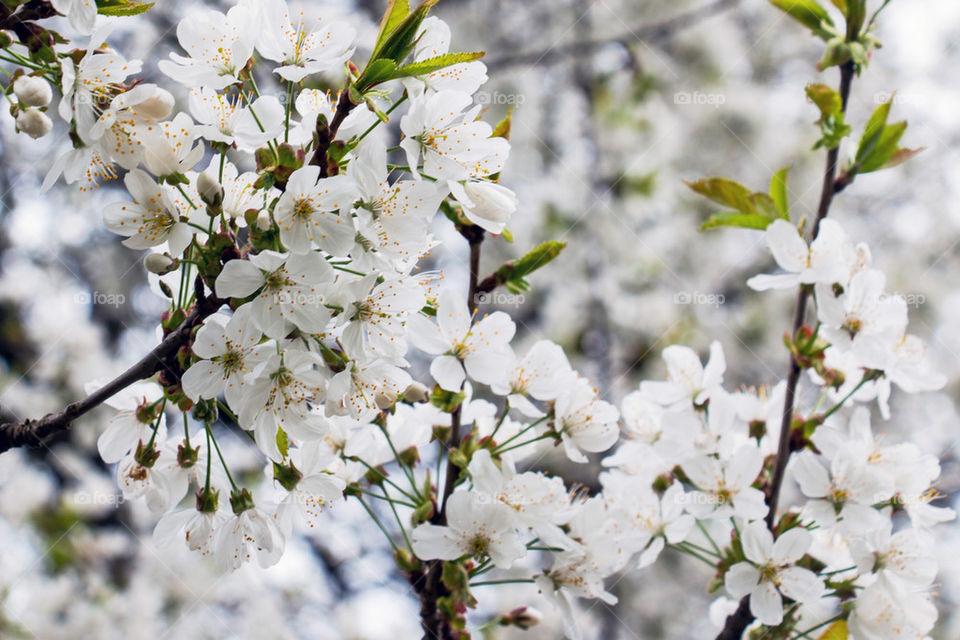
255,210,272,231
449,179,518,234
499,607,543,630
197,172,224,210
13,75,52,107
15,108,52,139
144,253,176,274
403,381,430,404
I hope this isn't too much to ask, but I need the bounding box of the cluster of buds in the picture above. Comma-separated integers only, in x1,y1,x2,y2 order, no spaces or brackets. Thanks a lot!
784,324,845,388
9,73,52,138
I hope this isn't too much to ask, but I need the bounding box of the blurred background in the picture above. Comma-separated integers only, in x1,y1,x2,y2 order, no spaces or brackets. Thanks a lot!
0,0,959,637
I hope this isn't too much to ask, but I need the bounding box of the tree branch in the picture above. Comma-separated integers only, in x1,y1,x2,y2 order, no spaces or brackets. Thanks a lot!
311,90,358,178
416,225,484,640
716,60,855,640
0,286,224,454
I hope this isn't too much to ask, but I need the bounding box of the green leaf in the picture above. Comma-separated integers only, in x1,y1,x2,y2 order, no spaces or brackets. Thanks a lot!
700,212,779,231
818,619,848,640
368,0,437,67
374,0,411,52
805,83,843,119
855,99,892,165
769,167,790,218
685,178,755,214
768,0,835,39
276,427,290,459
689,174,791,231
392,51,485,78
357,59,398,90
477,241,566,294
96,0,153,16
510,241,566,279
491,109,513,140
858,120,906,173
806,83,851,149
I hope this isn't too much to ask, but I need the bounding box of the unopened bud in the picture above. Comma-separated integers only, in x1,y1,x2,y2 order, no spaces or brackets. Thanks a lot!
144,253,176,274
255,210,272,231
0,31,13,48
499,606,543,630
403,381,430,404
197,172,224,210
15,108,51,139
144,253,174,274
13,75,52,107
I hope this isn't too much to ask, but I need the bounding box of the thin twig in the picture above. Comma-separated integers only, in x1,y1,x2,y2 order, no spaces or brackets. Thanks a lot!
717,60,855,640
0,288,224,453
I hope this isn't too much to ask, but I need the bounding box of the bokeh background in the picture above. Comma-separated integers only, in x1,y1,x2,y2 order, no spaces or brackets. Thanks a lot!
0,0,958,638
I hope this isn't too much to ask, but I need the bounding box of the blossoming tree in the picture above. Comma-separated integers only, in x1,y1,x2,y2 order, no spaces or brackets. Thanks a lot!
0,0,952,638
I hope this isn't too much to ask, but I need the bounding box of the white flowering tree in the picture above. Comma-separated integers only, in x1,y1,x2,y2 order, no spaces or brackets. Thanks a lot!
0,0,953,638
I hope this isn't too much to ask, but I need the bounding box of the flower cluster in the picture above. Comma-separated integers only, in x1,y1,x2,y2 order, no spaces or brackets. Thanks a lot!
2,0,952,638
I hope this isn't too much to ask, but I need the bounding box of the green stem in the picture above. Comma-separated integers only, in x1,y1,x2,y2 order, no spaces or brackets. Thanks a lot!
206,423,238,491
355,495,401,554
493,432,554,455
821,374,873,420
469,578,536,587
357,487,416,509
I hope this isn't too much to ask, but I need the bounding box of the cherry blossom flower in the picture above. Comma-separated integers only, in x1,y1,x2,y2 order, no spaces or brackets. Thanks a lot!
159,4,257,89
724,523,824,626
411,490,526,568
103,169,194,255
273,166,358,255
408,287,516,391
255,0,356,82
640,341,725,408
554,379,620,463
215,251,336,338
747,219,852,291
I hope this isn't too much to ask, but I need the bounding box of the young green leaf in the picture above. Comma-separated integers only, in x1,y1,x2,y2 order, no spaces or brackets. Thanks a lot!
805,83,851,149
769,167,790,219
374,0,412,51
685,178,755,214
97,0,154,16
768,0,836,39
368,0,437,66
817,619,848,640
700,212,778,231
393,52,485,79
476,241,567,294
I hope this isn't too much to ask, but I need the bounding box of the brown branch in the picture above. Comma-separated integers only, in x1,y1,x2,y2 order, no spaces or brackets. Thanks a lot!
0,286,224,454
716,60,855,640
416,226,484,640
484,0,738,72
311,90,358,178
